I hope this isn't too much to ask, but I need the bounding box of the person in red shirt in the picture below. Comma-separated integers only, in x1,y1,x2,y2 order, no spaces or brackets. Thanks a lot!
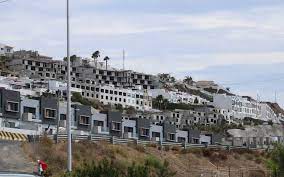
37,160,48,176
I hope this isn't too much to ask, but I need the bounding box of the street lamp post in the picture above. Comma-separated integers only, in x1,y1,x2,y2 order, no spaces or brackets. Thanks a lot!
66,0,72,172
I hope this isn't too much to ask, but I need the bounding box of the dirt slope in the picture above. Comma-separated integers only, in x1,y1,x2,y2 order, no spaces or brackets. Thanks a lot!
0,141,34,173
22,138,270,177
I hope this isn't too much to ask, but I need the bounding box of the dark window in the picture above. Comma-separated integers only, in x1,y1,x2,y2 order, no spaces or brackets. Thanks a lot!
60,114,66,120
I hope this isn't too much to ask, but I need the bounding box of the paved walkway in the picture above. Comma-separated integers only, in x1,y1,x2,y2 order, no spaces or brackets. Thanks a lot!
0,141,34,173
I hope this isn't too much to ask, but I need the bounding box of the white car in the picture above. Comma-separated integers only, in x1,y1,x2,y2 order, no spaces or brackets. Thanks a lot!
0,173,39,177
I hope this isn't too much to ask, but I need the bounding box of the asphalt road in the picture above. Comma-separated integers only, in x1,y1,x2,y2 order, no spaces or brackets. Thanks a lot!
0,141,34,174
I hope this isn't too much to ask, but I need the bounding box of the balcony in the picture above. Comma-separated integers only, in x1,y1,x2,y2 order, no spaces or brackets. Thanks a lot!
22,113,41,123
151,137,160,142
123,132,137,139
93,126,109,135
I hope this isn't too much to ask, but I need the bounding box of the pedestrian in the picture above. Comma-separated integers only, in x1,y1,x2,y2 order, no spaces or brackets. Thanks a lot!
37,160,48,176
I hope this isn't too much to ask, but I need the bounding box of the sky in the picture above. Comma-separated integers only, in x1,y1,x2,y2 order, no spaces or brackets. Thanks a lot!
1,0,284,106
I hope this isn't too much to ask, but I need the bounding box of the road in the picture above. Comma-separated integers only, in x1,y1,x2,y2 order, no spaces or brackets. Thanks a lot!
0,141,34,173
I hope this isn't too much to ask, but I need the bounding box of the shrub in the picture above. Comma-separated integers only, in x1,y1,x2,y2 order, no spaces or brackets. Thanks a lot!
164,146,170,152
244,153,254,161
134,144,146,153
202,149,213,157
62,158,176,177
171,146,181,152
248,170,266,177
255,157,263,164
147,143,158,148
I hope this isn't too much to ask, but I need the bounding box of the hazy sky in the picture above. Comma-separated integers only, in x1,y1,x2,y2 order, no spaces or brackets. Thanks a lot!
1,0,284,106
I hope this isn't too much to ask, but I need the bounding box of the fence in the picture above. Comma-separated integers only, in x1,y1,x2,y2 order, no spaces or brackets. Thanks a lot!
37,133,271,151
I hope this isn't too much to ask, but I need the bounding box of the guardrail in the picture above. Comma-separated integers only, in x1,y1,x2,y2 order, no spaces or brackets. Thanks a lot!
37,133,272,151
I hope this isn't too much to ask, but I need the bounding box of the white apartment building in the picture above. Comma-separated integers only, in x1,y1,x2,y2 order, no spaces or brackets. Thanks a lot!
0,43,13,56
81,84,153,111
260,102,280,123
232,96,261,120
0,76,81,98
148,89,209,105
211,94,278,122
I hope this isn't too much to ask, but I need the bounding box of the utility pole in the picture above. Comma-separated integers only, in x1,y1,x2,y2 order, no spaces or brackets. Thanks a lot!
275,91,277,103
66,0,72,172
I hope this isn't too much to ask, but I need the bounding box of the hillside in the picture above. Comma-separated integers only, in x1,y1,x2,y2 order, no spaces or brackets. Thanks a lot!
22,137,270,177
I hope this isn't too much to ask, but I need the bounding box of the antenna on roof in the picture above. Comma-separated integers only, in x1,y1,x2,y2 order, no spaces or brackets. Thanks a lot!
123,49,125,70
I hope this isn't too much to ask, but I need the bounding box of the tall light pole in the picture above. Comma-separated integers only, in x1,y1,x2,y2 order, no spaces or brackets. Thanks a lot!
66,0,72,172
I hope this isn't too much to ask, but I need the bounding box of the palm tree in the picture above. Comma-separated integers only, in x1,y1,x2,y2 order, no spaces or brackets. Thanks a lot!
92,51,100,67
156,95,164,110
103,56,110,70
183,76,193,85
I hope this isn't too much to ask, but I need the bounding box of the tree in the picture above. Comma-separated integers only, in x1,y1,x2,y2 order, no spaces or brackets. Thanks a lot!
115,104,123,112
194,97,199,104
156,95,164,110
183,76,193,85
158,73,170,82
92,50,100,67
170,76,176,83
125,106,136,115
103,56,110,70
267,144,284,176
63,55,77,63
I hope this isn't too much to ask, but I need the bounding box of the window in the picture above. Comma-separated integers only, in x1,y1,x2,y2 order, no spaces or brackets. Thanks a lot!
45,108,56,119
79,115,90,125
110,90,113,94
23,106,36,118
60,114,66,120
6,101,19,112
140,128,149,137
105,90,109,94
119,92,122,96
168,133,175,141
111,121,121,131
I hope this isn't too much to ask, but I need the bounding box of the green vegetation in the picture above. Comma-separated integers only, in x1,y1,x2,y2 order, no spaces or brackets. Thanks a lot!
62,156,175,177
183,76,193,85
124,106,136,115
71,92,101,110
243,117,265,126
115,104,123,112
63,55,78,63
267,144,284,176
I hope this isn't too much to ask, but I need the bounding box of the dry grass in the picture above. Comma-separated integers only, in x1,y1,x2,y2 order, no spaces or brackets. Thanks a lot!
22,138,269,177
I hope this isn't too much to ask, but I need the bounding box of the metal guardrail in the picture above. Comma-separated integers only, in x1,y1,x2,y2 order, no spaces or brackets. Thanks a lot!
40,134,270,151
